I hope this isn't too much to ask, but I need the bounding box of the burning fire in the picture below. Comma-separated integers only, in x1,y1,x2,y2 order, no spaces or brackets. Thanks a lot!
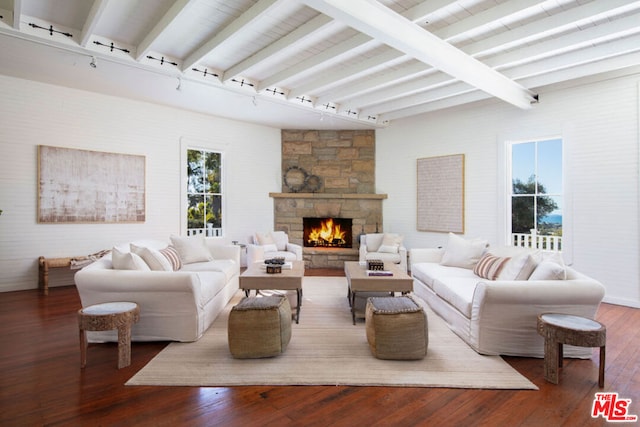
307,218,347,247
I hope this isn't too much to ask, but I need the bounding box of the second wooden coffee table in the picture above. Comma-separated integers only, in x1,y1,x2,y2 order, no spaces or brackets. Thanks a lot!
344,261,413,325
240,260,305,323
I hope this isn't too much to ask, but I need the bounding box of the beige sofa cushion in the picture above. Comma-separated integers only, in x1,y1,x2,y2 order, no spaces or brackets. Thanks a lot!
432,277,478,318
180,259,238,283
111,247,150,271
364,233,384,252
498,252,539,280
529,260,566,280
170,234,214,264
270,231,289,251
130,243,173,271
378,233,403,253
440,233,488,269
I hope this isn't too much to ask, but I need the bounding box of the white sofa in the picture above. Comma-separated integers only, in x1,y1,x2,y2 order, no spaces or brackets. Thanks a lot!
410,234,605,358
74,235,240,343
246,231,302,265
359,233,407,272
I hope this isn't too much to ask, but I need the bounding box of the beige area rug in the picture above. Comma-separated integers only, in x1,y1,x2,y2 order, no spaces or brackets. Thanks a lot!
127,277,537,389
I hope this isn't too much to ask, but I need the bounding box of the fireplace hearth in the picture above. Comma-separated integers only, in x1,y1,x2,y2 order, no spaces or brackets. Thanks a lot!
303,217,352,248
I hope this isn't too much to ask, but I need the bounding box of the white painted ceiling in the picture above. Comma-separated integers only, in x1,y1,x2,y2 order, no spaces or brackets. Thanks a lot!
1,0,639,130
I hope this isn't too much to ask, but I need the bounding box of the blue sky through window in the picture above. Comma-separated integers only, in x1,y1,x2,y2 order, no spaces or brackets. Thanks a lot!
512,138,562,217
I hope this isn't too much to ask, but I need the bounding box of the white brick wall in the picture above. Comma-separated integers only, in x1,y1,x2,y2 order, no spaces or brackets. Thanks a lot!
2,71,640,307
0,75,281,292
377,74,640,307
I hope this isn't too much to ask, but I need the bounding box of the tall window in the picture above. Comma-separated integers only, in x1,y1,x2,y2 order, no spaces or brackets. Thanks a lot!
186,148,223,237
509,138,563,250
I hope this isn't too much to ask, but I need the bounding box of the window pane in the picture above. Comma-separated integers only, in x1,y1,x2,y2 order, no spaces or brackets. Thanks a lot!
205,152,221,193
187,194,205,229
512,196,534,233
186,148,223,237
509,138,563,250
537,195,562,234
205,195,222,228
187,150,204,193
537,139,562,194
512,142,535,193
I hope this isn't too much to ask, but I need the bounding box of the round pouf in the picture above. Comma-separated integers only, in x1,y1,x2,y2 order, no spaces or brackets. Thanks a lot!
228,295,292,359
365,295,428,360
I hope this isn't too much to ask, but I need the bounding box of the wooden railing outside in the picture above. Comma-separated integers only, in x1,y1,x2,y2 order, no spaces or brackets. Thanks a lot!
512,230,562,251
187,226,222,237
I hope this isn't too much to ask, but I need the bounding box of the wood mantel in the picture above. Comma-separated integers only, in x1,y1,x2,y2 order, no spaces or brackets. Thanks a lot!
269,193,387,200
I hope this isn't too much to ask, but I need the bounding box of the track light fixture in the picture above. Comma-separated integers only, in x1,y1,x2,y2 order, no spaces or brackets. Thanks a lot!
89,56,97,68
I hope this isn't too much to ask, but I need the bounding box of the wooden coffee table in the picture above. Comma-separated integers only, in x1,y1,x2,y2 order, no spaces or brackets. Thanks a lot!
344,261,413,325
240,260,305,323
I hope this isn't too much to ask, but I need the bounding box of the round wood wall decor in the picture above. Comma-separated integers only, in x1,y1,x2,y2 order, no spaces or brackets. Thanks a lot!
306,174,322,192
283,166,308,192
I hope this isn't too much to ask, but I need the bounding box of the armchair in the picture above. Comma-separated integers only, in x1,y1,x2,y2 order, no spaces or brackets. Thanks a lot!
247,231,303,265
359,233,407,272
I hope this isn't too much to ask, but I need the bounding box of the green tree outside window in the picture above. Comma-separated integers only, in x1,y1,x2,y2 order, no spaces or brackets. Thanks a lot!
187,149,222,235
511,139,563,245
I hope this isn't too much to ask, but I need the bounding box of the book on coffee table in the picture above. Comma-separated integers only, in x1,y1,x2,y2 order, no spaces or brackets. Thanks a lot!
366,270,393,276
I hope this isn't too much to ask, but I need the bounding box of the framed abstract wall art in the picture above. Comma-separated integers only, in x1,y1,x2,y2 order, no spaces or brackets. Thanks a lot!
38,145,145,223
417,154,464,233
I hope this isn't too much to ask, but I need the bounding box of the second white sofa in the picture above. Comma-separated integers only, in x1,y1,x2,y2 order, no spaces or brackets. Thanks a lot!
75,235,241,343
410,234,606,358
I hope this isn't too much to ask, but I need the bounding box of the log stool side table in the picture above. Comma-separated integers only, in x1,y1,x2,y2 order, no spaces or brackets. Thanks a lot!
78,302,140,369
537,313,606,387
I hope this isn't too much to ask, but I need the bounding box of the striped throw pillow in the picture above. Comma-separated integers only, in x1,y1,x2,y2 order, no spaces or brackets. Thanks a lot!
159,245,182,271
473,253,511,280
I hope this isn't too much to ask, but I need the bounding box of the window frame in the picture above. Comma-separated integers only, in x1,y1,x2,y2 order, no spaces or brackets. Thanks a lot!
180,139,226,238
503,136,565,251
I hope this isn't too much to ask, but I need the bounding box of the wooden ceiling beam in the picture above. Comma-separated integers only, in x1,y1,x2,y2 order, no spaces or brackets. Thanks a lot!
302,0,537,109
182,0,283,72
136,0,197,61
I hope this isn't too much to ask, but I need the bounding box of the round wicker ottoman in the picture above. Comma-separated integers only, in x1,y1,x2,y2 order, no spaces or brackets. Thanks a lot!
228,295,292,359
365,295,428,360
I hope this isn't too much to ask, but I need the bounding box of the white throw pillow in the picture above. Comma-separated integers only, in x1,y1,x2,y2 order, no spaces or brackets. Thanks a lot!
498,252,540,281
170,234,214,264
256,232,276,247
365,234,384,252
440,233,488,269
270,231,289,251
262,243,278,253
529,260,566,280
130,244,172,271
378,233,402,254
111,247,150,271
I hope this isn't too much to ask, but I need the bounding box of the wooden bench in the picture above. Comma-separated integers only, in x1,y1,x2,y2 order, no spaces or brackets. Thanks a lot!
38,256,73,295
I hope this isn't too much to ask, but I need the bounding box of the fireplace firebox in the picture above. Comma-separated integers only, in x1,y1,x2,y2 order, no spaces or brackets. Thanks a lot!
303,217,352,248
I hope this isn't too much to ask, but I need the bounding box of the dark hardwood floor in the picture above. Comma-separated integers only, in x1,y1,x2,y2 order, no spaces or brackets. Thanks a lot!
2,268,638,426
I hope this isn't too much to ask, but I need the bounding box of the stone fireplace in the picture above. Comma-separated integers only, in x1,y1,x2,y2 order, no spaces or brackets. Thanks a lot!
271,130,386,269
